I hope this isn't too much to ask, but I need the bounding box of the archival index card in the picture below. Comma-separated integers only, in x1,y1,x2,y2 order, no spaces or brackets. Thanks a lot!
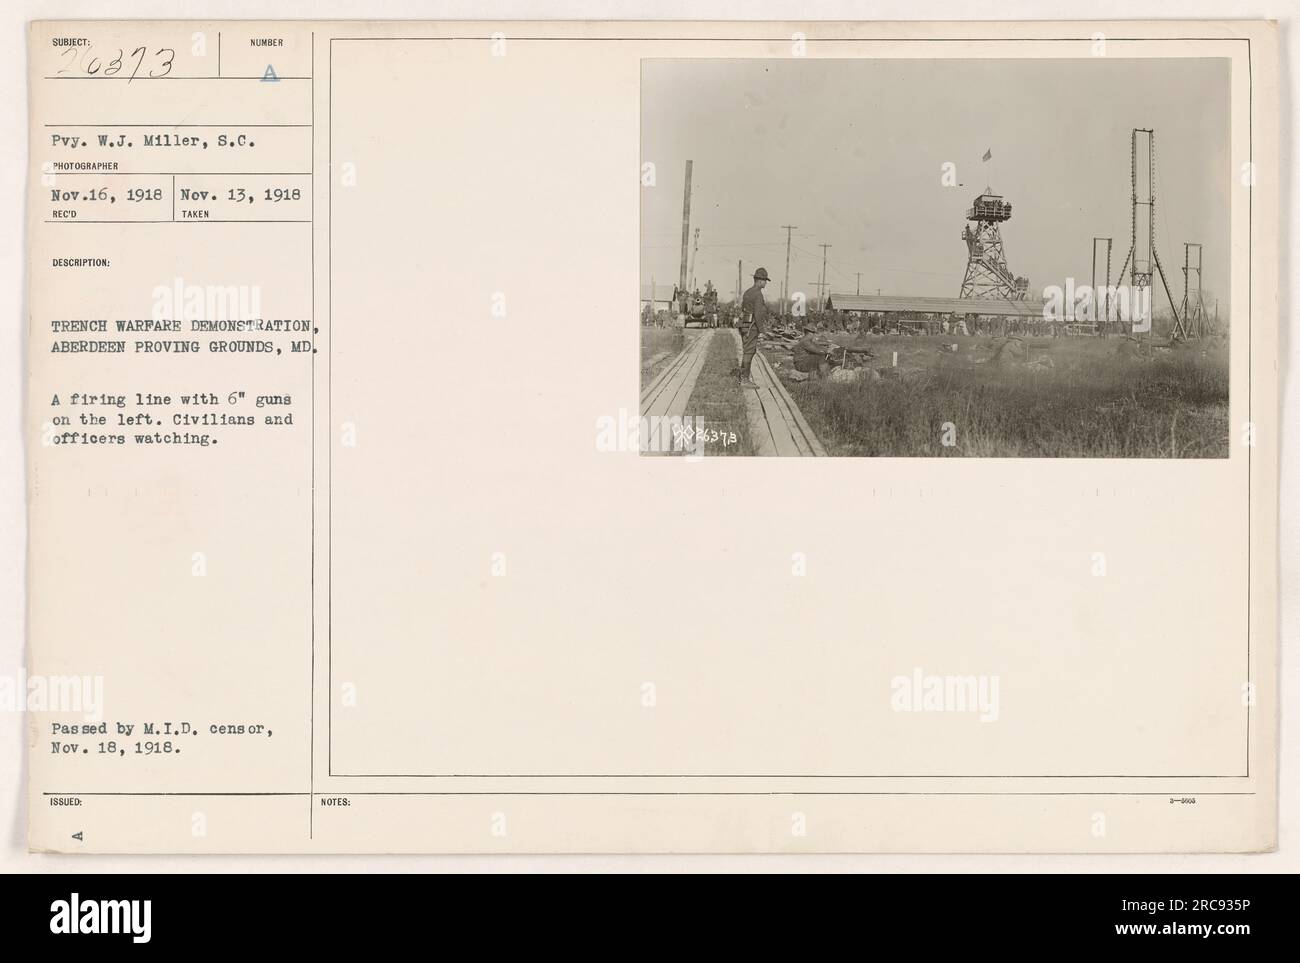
25,20,1278,853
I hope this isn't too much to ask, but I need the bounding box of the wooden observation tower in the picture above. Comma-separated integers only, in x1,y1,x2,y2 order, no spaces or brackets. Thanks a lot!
959,191,1030,301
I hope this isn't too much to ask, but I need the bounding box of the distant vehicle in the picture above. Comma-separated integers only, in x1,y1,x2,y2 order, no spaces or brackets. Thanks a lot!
678,287,720,328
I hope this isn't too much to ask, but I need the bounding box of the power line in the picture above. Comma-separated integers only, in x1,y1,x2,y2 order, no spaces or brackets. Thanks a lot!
790,239,955,283
641,241,787,250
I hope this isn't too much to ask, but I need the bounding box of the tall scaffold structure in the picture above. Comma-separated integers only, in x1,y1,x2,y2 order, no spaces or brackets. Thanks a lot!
958,190,1030,300
1180,242,1212,338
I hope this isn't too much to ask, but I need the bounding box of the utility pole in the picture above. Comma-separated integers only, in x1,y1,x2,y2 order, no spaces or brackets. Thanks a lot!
736,260,742,304
818,243,831,312
856,272,862,296
781,224,797,317
809,280,824,312
1091,237,1112,334
688,227,700,291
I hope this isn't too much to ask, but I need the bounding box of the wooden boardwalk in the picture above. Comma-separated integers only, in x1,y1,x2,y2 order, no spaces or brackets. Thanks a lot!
639,329,715,419
735,331,827,456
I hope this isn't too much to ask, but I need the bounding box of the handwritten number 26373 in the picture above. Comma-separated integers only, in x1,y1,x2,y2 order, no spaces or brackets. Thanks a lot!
57,46,176,80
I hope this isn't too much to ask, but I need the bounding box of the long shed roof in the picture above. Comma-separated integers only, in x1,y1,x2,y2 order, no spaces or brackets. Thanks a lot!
826,293,1047,318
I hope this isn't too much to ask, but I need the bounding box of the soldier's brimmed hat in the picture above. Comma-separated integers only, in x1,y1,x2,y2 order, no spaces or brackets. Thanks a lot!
753,267,771,280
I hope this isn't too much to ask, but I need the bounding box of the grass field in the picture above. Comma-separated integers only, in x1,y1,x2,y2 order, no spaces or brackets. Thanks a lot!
640,327,684,383
683,329,754,456
770,334,1230,458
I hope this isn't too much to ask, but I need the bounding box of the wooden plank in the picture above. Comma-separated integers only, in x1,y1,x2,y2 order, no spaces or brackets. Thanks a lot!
752,355,812,455
640,336,696,411
640,342,692,408
735,338,827,457
765,384,814,456
652,331,712,418
742,389,778,455
650,331,711,418
759,353,828,456
641,330,714,419
756,386,802,455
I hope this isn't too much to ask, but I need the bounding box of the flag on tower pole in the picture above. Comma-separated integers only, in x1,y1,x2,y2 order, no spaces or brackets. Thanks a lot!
982,149,992,162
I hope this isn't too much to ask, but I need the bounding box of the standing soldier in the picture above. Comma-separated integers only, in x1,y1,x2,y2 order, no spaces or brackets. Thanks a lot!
738,267,772,386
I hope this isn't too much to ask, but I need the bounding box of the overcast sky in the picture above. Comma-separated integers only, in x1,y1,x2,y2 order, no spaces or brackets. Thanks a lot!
641,58,1230,308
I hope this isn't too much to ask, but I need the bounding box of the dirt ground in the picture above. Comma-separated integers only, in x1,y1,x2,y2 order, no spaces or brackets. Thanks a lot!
639,327,684,384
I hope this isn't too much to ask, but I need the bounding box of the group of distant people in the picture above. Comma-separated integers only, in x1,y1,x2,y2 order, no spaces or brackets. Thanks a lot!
737,268,872,384
642,266,878,382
